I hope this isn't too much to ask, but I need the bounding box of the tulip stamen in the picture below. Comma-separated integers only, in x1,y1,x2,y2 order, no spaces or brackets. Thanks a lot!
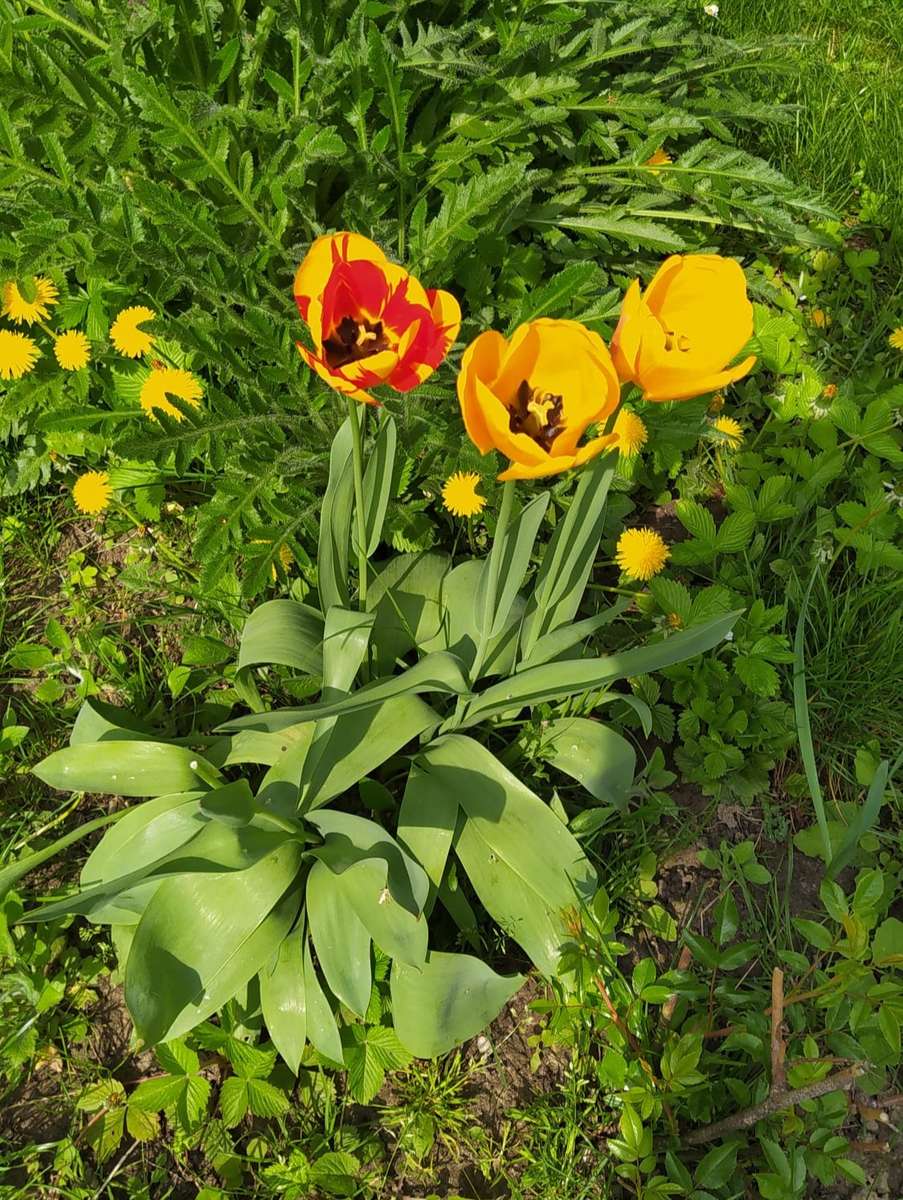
323,315,390,368
509,379,565,451
663,328,692,354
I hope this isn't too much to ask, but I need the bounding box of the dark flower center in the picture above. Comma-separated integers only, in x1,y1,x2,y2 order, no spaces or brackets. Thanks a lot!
508,379,565,451
323,316,390,369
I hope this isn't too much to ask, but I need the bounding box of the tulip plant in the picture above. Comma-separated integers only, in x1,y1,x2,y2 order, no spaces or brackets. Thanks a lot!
3,237,755,1067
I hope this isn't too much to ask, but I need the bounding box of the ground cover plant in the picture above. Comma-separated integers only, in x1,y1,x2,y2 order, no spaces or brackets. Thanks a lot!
1,0,901,1197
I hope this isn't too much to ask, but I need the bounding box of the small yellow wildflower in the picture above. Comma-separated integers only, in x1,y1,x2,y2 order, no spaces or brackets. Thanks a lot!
441,471,486,518
0,329,40,380
822,383,838,399
54,329,91,371
708,393,725,413
72,471,112,515
2,277,58,325
615,528,669,581
666,612,684,629
712,415,744,450
110,305,156,357
645,148,672,174
811,308,830,329
613,408,648,458
888,327,903,351
139,366,203,420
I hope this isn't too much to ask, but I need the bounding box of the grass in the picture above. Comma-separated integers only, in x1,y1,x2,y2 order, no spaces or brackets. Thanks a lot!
720,0,903,241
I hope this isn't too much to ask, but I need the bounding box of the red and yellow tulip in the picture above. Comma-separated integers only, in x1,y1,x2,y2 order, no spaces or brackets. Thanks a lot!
611,254,756,403
457,319,620,480
293,232,461,405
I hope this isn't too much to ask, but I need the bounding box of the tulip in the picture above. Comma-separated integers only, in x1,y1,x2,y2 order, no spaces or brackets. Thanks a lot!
611,254,756,403
457,319,620,480
294,232,461,405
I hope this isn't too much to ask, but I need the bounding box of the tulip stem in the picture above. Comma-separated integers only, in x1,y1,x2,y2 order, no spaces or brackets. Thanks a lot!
470,478,517,682
346,395,369,609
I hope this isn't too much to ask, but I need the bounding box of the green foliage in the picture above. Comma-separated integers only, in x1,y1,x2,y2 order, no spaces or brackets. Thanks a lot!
0,0,823,599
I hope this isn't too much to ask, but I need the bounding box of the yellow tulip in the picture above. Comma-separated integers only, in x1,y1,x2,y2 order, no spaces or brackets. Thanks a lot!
611,254,756,403
456,319,620,481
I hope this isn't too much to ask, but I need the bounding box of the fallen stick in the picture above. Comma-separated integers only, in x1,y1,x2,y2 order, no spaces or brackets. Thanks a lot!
770,967,786,1092
686,1064,866,1146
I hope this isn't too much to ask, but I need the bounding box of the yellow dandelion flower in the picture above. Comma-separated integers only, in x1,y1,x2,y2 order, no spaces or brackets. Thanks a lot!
72,471,112,515
810,308,830,329
139,367,203,420
613,408,648,458
822,383,838,399
666,612,683,629
0,329,40,380
2,277,58,325
441,471,486,518
888,327,903,351
615,528,669,581
278,543,294,569
54,329,91,371
645,148,672,175
712,415,744,450
110,305,156,358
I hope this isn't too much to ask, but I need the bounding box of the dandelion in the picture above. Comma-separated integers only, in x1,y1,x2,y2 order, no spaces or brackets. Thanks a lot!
666,612,683,629
2,277,58,325
888,327,903,351
711,415,744,449
615,528,669,581
441,471,486,518
139,366,203,420
110,305,156,358
811,308,830,329
645,148,672,175
0,329,40,380
54,330,91,371
72,471,112,515
613,408,648,458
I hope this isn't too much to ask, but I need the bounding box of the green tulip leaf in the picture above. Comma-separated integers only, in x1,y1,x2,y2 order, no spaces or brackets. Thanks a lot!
33,741,220,797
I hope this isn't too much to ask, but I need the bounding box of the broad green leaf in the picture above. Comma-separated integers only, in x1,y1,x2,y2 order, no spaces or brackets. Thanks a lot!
397,757,459,899
237,599,324,675
259,929,307,1074
200,779,256,827
520,454,615,657
392,952,524,1057
81,792,207,885
222,723,312,767
477,491,549,647
307,811,429,912
328,857,428,966
353,411,397,557
542,718,635,808
321,607,375,696
303,935,344,1065
24,822,291,924
301,695,440,808
222,652,468,732
419,559,524,677
873,918,903,966
306,860,372,1017
318,418,355,612
125,839,303,1044
344,1024,412,1104
70,698,158,745
463,611,740,725
366,552,450,673
518,599,629,670
219,1077,248,1127
423,736,595,974
33,741,220,797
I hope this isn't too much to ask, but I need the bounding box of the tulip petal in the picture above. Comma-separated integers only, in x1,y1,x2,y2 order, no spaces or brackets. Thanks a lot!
457,331,507,454
641,354,757,403
610,279,644,383
294,232,387,323
296,342,379,405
